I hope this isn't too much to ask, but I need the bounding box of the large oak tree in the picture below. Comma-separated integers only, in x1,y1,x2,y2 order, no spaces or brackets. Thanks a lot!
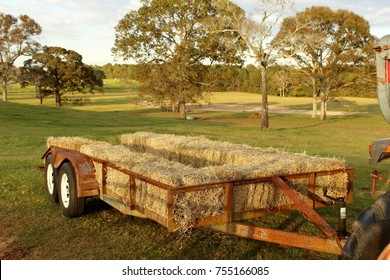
0,13,41,102
112,0,244,119
24,46,103,107
273,6,374,120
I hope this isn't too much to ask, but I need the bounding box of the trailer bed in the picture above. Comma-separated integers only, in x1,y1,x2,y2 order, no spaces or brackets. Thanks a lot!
42,145,354,255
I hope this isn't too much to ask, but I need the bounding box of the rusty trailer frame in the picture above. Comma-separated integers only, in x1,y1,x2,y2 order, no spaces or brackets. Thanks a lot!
43,146,354,256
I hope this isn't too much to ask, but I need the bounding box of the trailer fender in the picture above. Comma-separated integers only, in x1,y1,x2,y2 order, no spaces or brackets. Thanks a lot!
43,148,99,198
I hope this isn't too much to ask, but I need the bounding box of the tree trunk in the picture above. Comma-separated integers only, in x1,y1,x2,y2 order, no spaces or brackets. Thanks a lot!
55,92,61,108
320,93,327,121
2,79,7,102
312,95,318,119
171,102,176,112
36,86,42,105
179,96,186,120
260,65,269,129
311,78,318,119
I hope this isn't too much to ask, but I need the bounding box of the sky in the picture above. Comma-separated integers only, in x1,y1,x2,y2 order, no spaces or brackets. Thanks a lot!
1,0,389,66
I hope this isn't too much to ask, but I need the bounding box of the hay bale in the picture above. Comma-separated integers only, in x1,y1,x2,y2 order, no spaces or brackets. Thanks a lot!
80,142,158,168
47,136,100,151
121,131,345,168
49,134,350,231
121,131,349,209
49,136,226,228
174,187,225,230
131,160,224,227
233,182,292,211
121,132,229,167
79,139,224,228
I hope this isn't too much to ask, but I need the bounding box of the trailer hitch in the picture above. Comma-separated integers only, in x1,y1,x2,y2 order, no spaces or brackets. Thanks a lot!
323,186,347,239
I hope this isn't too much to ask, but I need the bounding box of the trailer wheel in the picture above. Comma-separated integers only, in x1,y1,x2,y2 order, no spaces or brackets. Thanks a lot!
58,162,85,218
342,191,390,259
44,154,59,203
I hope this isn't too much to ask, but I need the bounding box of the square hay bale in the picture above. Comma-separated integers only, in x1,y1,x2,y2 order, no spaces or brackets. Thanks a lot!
49,137,225,229
121,132,228,167
49,134,350,231
47,136,101,151
121,131,350,208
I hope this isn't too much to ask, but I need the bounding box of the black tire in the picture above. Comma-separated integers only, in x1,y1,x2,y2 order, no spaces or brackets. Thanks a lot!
58,162,85,218
44,154,59,203
342,190,390,259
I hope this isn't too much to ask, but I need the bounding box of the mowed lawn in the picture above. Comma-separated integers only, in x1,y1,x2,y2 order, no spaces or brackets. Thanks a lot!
1,82,389,260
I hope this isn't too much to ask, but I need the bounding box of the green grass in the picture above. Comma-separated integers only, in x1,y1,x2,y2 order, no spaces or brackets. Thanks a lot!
1,84,389,260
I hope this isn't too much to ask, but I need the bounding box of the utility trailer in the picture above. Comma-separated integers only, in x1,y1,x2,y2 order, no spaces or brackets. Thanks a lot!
41,145,354,256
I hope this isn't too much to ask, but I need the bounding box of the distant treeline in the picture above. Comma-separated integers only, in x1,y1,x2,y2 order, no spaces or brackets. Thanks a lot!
97,63,376,98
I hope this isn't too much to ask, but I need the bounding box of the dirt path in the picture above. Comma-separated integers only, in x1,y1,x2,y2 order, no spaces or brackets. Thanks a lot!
187,104,367,116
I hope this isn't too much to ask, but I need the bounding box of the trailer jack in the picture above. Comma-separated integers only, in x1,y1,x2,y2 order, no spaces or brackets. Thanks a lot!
323,187,347,239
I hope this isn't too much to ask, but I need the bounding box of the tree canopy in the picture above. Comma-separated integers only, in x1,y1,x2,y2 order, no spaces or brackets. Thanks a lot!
112,0,244,119
0,13,41,102
214,0,294,128
23,46,103,107
273,6,375,120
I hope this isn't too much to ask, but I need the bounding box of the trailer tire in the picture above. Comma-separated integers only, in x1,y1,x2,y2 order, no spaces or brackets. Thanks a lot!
342,191,390,259
44,154,59,203
58,162,85,218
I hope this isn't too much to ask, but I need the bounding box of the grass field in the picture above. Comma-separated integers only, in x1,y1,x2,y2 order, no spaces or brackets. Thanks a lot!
1,81,390,260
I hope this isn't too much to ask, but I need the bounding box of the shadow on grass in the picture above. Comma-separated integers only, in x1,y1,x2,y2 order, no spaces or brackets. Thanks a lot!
84,197,112,216
272,113,371,131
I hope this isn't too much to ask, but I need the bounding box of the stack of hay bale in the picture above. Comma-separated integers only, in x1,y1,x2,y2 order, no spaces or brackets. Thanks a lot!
120,132,348,202
47,132,349,231
46,136,224,230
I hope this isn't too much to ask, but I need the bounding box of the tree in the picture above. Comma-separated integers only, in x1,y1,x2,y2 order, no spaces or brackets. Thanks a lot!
112,0,244,119
24,46,103,107
273,6,374,120
19,62,47,104
271,66,294,97
215,0,294,128
0,13,41,102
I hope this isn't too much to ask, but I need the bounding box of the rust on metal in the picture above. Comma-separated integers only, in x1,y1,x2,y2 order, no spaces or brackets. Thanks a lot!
224,182,233,223
370,169,390,195
102,194,146,218
102,161,108,196
129,175,136,208
272,176,338,238
167,188,175,232
307,172,316,208
210,222,343,255
345,168,354,203
46,147,100,197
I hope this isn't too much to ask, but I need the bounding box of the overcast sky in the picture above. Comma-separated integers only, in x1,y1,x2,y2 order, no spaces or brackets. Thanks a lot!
1,0,389,66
